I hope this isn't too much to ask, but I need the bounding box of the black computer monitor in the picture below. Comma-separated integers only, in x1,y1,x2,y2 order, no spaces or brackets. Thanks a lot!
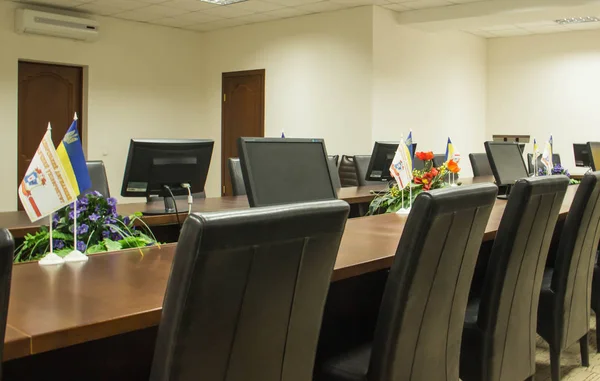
238,137,336,207
121,139,214,213
588,142,600,171
366,142,417,182
484,141,529,199
574,144,592,168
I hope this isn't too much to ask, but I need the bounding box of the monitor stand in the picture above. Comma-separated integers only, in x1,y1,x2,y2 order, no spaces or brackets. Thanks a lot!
497,185,512,200
143,195,177,215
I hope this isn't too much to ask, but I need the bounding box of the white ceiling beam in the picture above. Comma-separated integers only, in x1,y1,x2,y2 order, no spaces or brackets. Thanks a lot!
395,0,600,31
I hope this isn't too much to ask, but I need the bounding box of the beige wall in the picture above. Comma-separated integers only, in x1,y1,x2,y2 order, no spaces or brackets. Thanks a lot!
0,1,206,211
372,7,487,177
487,29,600,174
196,6,375,166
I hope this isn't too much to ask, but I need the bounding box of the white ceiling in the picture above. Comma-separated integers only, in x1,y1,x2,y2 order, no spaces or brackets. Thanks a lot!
7,0,492,32
8,0,600,36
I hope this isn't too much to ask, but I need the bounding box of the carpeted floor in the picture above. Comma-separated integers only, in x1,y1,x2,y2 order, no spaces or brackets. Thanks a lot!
535,314,600,380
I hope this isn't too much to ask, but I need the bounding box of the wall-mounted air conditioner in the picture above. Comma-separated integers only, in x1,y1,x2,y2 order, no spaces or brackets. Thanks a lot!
15,9,99,42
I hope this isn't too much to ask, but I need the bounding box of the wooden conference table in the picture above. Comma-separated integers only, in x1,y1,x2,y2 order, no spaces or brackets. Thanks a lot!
1,180,577,363
0,185,390,240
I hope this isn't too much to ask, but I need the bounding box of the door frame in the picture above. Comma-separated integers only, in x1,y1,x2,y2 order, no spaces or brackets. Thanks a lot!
220,69,266,196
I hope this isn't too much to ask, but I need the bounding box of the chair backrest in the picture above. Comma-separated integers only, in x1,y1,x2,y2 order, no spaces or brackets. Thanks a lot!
469,153,493,177
354,155,383,187
0,229,14,377
328,155,339,167
368,183,498,381
85,160,110,197
432,154,447,168
550,171,600,348
527,153,562,175
327,156,342,189
228,158,246,196
477,176,569,381
150,200,350,381
339,155,358,187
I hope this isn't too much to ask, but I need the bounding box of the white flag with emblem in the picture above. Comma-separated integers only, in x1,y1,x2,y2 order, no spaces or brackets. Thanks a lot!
389,140,413,189
18,126,78,222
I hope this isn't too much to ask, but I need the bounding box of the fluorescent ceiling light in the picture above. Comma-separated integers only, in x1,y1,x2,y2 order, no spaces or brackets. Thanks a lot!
199,0,248,4
555,16,600,25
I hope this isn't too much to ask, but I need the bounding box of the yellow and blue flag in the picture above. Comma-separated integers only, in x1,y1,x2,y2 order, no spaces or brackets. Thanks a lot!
405,131,413,168
446,137,454,162
57,117,91,195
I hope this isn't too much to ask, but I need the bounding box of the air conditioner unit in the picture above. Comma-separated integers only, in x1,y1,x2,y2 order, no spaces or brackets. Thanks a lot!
15,9,99,42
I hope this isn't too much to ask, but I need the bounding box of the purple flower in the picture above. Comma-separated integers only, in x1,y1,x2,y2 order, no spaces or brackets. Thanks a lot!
107,198,117,207
123,216,130,225
78,197,89,206
102,230,110,238
53,239,65,250
110,232,123,241
53,214,60,223
92,191,102,197
76,241,87,252
89,213,101,222
78,224,89,235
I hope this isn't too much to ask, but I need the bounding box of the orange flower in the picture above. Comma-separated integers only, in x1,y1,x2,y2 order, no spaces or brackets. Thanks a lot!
416,151,434,161
448,159,460,174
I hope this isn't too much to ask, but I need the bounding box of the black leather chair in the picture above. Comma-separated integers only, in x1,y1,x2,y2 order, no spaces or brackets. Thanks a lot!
432,154,447,167
328,156,342,189
460,176,569,381
84,160,110,197
591,248,600,352
150,200,350,381
0,229,14,379
320,183,498,381
354,155,383,187
527,153,562,175
329,155,339,167
339,155,358,187
537,172,600,381
228,158,246,196
470,153,493,177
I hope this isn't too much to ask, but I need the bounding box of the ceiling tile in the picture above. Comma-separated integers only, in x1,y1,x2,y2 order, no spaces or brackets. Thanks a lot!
159,0,219,11
262,6,309,18
263,0,321,6
177,10,224,22
152,16,197,26
200,3,257,18
229,0,284,12
295,1,347,13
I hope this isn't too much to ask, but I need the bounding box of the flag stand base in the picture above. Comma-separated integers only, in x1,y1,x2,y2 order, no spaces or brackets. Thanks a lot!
39,253,65,266
396,208,411,215
64,250,89,262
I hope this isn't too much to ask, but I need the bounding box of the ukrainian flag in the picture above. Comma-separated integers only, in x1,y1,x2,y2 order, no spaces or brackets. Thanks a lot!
57,118,91,196
446,137,454,162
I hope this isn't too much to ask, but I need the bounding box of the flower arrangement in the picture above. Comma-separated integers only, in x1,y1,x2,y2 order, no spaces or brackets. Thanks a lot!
538,163,580,185
368,151,456,215
14,192,159,263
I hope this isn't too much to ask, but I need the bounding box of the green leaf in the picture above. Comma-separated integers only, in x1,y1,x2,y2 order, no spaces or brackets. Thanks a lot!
51,231,72,241
86,243,107,254
103,239,122,252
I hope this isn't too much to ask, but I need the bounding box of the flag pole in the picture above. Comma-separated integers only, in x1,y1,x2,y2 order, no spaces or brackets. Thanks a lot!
534,138,537,177
39,123,65,266
64,112,88,263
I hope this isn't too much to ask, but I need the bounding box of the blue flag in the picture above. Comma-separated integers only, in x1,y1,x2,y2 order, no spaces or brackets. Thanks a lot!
405,131,413,168
57,119,91,195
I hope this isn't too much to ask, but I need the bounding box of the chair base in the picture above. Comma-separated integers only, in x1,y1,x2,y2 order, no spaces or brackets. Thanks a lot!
580,333,590,367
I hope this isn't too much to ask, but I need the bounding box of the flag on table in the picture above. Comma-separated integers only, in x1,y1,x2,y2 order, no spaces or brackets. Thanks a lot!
405,131,414,167
446,137,461,163
281,130,285,138
541,136,553,172
389,140,413,189
57,116,91,195
18,127,78,222
533,138,539,155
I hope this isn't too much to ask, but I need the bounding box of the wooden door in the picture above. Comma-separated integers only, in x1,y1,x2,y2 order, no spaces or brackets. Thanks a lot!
221,69,265,196
18,61,83,209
